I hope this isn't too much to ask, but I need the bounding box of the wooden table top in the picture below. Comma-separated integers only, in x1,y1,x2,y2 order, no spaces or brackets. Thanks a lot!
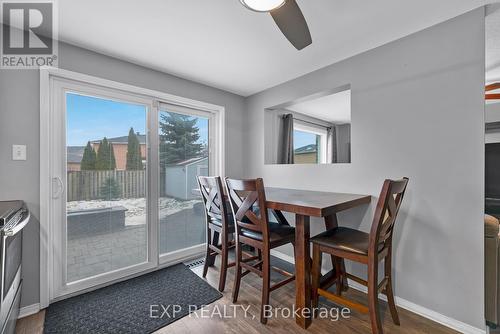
265,187,371,217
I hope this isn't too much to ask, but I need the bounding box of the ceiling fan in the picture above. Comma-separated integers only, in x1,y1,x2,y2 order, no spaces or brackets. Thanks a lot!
239,0,312,50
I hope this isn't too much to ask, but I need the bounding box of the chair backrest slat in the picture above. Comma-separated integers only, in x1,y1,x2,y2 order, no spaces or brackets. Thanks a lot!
369,178,409,255
225,178,270,242
198,176,230,228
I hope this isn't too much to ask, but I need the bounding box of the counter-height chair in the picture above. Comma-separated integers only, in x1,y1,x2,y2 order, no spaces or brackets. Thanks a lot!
225,177,296,324
198,176,260,292
198,176,235,292
311,178,409,334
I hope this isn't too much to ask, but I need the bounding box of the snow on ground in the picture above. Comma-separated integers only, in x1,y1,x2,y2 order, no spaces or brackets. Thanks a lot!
66,197,200,226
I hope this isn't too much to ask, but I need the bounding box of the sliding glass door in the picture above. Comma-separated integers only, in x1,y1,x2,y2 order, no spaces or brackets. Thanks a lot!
47,74,221,302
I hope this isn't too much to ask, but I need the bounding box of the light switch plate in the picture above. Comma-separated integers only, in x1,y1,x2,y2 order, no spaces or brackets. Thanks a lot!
12,145,26,161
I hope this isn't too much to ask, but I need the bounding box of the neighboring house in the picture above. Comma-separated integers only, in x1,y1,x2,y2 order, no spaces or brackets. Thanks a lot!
294,144,318,164
91,133,146,170
164,157,208,200
67,146,85,171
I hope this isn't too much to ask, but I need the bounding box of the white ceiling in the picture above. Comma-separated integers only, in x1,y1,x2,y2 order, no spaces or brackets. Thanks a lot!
487,4,500,85
55,0,491,96
287,89,351,123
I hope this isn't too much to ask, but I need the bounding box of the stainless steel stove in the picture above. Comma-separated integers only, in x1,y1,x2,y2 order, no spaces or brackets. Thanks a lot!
0,201,29,334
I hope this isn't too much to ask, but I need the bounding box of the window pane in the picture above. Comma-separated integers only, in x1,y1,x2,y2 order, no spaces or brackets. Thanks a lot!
294,130,320,164
66,93,148,283
159,110,209,254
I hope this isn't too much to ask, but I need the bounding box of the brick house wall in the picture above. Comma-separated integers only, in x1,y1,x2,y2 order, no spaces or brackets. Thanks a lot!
91,142,146,170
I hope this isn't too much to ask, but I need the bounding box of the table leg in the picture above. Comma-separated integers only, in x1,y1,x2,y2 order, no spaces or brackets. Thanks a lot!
294,214,312,329
324,214,348,291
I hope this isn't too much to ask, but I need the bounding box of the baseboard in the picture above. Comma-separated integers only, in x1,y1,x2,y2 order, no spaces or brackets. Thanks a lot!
347,281,485,334
270,250,485,334
18,303,40,319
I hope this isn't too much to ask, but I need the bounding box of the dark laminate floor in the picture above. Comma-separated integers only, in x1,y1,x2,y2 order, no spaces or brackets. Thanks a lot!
16,256,459,334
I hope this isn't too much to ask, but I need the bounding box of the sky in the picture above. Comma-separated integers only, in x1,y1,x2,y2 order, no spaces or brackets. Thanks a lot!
66,93,208,146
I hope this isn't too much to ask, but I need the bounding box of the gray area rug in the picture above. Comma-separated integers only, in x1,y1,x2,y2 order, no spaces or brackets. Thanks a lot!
43,264,222,334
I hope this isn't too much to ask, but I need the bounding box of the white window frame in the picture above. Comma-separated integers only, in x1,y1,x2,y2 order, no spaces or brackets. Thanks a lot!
293,121,328,164
39,67,225,308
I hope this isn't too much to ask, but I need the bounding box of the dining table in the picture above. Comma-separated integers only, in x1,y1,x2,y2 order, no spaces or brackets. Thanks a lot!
264,187,371,329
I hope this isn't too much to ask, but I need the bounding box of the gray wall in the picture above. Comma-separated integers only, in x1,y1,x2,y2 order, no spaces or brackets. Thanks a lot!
244,8,485,330
0,42,246,308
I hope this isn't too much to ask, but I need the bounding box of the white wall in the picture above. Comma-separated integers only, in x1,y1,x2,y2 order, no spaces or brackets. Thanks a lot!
0,42,246,308
244,8,485,331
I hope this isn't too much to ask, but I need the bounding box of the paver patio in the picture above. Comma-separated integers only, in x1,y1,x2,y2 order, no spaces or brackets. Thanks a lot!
67,206,206,282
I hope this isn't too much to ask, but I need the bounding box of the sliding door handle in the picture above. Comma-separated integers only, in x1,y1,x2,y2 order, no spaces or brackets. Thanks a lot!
52,176,64,199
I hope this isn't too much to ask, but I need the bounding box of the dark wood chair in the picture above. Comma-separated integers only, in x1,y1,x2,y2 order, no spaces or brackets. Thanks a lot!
311,178,409,334
198,176,240,292
225,177,296,324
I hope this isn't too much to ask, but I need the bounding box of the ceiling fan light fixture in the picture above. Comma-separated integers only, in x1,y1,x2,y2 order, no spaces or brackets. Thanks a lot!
239,0,286,12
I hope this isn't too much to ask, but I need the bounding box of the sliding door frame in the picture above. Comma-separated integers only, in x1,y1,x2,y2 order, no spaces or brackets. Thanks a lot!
40,67,225,308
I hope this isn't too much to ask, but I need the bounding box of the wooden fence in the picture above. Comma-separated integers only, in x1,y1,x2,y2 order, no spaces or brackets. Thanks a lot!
67,170,146,201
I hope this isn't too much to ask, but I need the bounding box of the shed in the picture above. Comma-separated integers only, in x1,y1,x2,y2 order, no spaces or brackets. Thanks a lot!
164,157,208,200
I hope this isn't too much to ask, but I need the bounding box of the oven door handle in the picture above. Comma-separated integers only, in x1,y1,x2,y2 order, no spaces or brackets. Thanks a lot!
4,211,30,237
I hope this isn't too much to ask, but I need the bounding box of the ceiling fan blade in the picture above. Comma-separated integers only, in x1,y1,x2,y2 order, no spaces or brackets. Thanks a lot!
270,0,312,50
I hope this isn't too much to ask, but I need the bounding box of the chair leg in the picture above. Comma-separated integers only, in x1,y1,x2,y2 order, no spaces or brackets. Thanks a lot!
257,249,263,270
202,227,212,278
218,232,229,292
311,244,322,314
385,251,400,325
260,249,271,324
368,260,383,334
206,231,219,267
335,257,343,296
232,241,242,303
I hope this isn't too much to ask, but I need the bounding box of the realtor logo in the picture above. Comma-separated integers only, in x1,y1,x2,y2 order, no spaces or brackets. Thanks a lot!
1,0,58,68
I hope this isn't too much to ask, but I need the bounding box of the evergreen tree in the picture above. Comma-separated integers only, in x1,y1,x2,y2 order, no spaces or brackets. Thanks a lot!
80,141,97,170
109,145,116,170
159,112,203,165
126,128,143,170
95,137,116,170
99,177,121,200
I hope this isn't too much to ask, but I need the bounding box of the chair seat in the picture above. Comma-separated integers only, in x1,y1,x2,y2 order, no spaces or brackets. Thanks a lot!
311,227,382,256
241,223,295,245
